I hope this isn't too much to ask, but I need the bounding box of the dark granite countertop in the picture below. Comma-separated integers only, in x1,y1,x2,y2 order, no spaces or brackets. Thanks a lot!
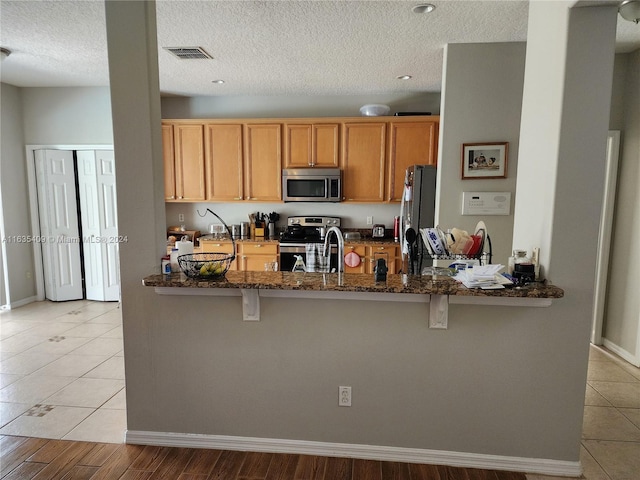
143,271,564,298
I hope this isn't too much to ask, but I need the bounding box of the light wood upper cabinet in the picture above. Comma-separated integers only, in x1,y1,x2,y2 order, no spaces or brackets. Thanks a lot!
341,122,386,202
244,124,282,201
172,124,206,201
162,116,439,204
162,124,176,201
387,120,439,202
205,124,244,201
284,123,339,168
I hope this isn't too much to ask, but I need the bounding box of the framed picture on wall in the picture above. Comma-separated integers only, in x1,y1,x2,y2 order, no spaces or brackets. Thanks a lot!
461,142,508,179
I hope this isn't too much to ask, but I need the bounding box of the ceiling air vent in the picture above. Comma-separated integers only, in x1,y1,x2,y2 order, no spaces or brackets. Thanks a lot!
164,47,212,60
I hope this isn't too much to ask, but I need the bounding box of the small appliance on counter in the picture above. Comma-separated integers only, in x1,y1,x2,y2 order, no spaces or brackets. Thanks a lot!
372,224,385,238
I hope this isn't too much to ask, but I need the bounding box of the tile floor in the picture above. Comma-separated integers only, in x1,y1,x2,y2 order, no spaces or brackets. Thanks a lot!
1,300,639,480
0,299,125,444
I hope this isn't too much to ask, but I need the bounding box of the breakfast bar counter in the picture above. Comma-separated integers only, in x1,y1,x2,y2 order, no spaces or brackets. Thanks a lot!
143,271,563,327
143,271,564,299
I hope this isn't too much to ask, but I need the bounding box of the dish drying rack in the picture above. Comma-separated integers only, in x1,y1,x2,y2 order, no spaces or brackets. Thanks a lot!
420,223,493,266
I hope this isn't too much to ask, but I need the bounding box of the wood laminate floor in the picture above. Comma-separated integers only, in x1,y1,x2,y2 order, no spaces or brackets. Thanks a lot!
0,435,526,480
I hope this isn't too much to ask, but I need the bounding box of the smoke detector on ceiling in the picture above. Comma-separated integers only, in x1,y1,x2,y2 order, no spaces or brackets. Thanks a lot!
163,47,213,60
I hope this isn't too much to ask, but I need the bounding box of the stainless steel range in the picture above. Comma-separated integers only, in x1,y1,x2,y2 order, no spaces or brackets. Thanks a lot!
279,216,341,272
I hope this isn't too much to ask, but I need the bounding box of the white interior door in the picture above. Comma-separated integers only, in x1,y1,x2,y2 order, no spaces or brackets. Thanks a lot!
34,149,83,301
77,150,120,301
591,131,621,344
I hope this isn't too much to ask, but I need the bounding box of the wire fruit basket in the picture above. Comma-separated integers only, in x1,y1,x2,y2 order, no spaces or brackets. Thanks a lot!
178,253,233,279
178,209,236,279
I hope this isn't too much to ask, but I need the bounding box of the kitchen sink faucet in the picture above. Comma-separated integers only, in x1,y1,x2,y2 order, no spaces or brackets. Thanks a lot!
323,226,344,273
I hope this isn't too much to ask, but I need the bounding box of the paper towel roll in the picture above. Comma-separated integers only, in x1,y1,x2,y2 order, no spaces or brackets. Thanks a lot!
175,237,194,256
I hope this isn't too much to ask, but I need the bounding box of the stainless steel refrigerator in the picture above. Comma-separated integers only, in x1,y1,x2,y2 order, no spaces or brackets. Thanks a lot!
399,165,437,274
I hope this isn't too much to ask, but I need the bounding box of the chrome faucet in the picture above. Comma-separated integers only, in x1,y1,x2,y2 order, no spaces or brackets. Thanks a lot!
323,226,344,273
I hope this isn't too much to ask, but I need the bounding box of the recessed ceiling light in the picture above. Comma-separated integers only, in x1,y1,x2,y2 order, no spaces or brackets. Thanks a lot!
412,4,435,14
211,80,225,84
397,75,412,80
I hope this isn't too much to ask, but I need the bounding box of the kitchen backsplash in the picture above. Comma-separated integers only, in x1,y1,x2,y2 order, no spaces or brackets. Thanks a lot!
165,202,400,232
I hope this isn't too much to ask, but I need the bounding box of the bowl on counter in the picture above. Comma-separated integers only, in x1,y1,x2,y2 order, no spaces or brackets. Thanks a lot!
359,104,390,116
178,253,234,279
344,232,361,241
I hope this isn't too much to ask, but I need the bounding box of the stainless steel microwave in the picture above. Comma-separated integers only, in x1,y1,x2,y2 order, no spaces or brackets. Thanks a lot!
282,168,342,202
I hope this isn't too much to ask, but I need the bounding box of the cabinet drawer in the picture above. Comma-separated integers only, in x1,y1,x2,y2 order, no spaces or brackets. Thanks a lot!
344,244,366,256
241,254,279,272
200,241,235,254
238,242,279,255
367,245,398,256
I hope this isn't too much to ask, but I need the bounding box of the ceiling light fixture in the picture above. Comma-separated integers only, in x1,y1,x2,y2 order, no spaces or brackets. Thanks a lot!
619,0,640,23
211,80,225,84
0,47,11,61
412,4,435,14
397,75,412,80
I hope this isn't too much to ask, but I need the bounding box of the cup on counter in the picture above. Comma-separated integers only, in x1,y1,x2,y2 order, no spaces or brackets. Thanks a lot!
264,261,278,272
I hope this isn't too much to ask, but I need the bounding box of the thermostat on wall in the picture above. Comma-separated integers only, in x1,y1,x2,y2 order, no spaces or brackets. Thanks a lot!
462,192,511,215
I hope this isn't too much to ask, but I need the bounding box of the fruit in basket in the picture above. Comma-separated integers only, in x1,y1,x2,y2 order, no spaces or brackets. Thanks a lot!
199,264,209,276
212,263,224,275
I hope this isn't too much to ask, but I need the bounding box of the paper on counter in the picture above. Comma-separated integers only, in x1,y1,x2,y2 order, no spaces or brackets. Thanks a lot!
454,264,512,289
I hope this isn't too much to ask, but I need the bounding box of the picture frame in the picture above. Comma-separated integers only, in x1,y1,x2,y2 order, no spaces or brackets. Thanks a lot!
461,142,508,179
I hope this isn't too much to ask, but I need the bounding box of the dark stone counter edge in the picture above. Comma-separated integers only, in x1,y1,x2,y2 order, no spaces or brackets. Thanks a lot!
143,272,564,299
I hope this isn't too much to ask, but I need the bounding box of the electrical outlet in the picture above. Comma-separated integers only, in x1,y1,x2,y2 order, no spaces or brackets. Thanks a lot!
339,386,351,406
26,271,31,279
366,216,373,225
178,213,185,222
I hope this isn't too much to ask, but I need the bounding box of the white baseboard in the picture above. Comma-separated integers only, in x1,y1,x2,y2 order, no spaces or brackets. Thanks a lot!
8,295,38,309
602,338,640,367
125,430,581,477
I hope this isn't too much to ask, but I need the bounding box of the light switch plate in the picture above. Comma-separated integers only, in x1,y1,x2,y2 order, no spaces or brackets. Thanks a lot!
462,192,511,215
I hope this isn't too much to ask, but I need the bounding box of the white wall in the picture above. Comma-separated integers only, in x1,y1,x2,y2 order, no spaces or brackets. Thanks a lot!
0,83,35,306
436,42,526,265
604,49,640,364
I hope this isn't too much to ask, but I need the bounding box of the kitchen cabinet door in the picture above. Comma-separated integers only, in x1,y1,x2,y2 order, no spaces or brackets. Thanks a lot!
162,124,176,201
173,124,206,201
244,124,283,201
344,244,366,273
284,123,339,168
387,121,439,202
200,240,238,270
341,122,386,202
205,124,243,201
366,245,398,274
238,242,279,271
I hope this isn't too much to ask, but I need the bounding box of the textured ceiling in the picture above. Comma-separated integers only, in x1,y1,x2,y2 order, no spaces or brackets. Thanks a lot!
1,0,638,96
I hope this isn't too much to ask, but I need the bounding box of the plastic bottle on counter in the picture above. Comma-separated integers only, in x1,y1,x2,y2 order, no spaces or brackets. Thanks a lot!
161,255,171,275
170,248,180,273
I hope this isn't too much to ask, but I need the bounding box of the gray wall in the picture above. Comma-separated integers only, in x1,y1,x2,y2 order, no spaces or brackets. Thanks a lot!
21,87,113,144
161,93,440,119
0,83,35,305
604,49,640,362
1,86,115,306
436,42,526,265
112,3,613,468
